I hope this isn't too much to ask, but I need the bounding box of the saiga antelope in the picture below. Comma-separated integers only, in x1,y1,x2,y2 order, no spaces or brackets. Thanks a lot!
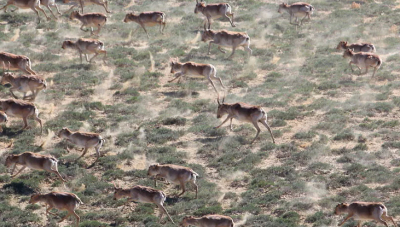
169,58,225,96
343,49,382,77
0,99,42,134
1,65,47,100
69,10,107,36
215,98,275,144
57,127,105,168
123,11,166,38
64,0,110,13
180,215,235,227
62,38,107,64
0,52,36,75
29,191,83,227
5,152,66,182
194,0,235,29
201,26,252,59
147,163,199,199
335,202,397,227
0,111,7,133
0,0,50,23
112,182,175,224
278,2,314,26
41,0,61,19
336,41,376,53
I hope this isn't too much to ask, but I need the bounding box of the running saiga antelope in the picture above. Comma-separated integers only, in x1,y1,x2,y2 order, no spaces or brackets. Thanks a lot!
29,191,83,227
5,152,66,182
0,0,50,23
278,2,314,26
343,49,382,77
194,0,235,29
112,182,175,224
181,215,235,227
70,10,107,36
123,11,166,38
0,111,7,133
201,26,252,59
57,127,105,168
62,38,107,64
147,163,199,199
335,202,397,227
63,0,110,14
336,41,376,53
1,67,47,100
40,0,61,19
215,98,275,144
0,52,36,75
169,58,225,96
0,99,42,134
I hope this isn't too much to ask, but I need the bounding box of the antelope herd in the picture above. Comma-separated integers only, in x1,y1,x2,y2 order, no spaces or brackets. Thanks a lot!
0,0,396,226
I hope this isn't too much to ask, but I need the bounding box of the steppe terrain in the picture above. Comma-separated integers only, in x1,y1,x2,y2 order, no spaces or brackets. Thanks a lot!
2,0,400,226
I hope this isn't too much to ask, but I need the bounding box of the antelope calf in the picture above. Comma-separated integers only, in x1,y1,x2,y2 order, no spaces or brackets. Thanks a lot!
123,11,166,38
113,183,174,224
181,215,234,227
1,72,47,100
194,0,235,29
335,202,397,227
69,10,107,36
0,0,50,23
63,0,110,13
215,98,275,144
29,191,83,227
148,163,199,199
5,152,66,182
0,111,7,133
169,58,225,96
343,49,382,77
278,2,314,26
57,127,104,167
62,38,107,64
201,27,251,59
0,52,36,75
0,99,42,134
336,41,376,53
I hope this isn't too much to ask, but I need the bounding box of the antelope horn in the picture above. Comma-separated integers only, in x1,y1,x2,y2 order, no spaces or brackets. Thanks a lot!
222,96,225,104
7,61,10,72
204,23,207,31
216,98,220,105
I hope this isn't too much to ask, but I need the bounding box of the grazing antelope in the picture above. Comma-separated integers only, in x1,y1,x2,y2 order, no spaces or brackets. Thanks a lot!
335,202,397,227
0,52,36,75
41,0,61,19
0,0,50,23
1,71,47,100
69,10,107,36
29,191,83,227
169,58,225,96
57,127,105,167
201,27,252,59
181,215,235,227
5,152,66,182
147,163,199,199
0,99,42,134
215,98,275,144
63,0,110,14
278,2,314,26
62,38,107,64
336,41,376,53
343,49,382,77
123,11,166,38
0,111,7,133
194,0,235,29
113,182,174,224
